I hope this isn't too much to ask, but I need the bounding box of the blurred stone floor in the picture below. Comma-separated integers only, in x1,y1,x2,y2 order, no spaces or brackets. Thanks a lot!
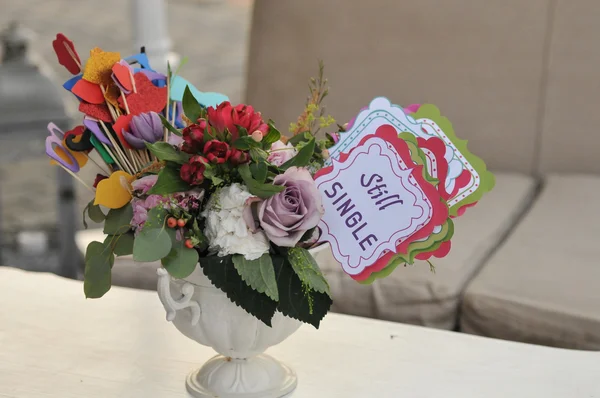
0,0,252,269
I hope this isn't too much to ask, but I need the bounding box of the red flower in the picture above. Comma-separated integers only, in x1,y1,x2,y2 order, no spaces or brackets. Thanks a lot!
203,140,231,164
180,156,208,186
229,148,250,166
93,174,108,188
182,120,208,154
207,101,268,141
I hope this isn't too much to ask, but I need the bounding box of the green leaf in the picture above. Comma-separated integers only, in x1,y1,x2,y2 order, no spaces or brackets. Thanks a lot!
146,141,188,164
104,233,134,256
288,132,312,146
161,229,198,278
233,254,279,301
143,206,168,230
159,114,182,136
233,136,260,150
287,247,331,297
273,256,332,328
182,85,204,122
235,125,249,137
250,147,269,162
84,241,114,298
147,166,189,195
133,226,172,262
203,166,224,186
82,201,91,229
250,161,268,183
280,138,315,170
201,255,277,326
262,120,281,148
238,164,285,199
103,204,133,235
88,202,105,223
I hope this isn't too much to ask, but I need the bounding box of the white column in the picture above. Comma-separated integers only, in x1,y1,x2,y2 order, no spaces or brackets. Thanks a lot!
131,0,180,73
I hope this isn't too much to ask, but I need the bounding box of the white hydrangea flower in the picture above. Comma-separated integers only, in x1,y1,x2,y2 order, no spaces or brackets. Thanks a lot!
201,183,270,260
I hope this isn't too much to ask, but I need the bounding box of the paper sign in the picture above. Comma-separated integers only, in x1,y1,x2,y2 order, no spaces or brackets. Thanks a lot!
328,97,495,216
315,125,447,279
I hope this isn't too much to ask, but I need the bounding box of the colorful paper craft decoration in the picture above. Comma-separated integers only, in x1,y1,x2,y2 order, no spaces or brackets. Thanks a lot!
320,97,495,282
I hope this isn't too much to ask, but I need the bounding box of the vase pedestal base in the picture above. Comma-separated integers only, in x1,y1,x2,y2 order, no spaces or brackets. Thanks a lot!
185,353,297,398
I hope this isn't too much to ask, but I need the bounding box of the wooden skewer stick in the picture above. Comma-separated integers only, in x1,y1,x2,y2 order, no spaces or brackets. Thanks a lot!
99,122,135,174
121,92,131,114
100,142,124,172
82,152,111,175
63,42,82,70
59,164,95,193
128,68,137,93
99,85,118,122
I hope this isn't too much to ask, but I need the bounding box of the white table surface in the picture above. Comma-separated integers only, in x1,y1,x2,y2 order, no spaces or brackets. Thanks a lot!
0,266,598,398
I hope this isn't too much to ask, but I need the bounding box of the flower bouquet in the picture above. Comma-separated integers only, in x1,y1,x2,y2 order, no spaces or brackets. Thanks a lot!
46,33,494,397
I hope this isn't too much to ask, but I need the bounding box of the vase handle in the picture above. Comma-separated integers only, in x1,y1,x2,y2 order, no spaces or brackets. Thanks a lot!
157,268,201,326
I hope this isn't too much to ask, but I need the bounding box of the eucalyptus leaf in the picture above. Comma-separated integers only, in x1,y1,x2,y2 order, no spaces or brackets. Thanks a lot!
104,233,134,256
162,229,198,279
88,203,105,223
147,166,189,195
238,164,285,199
201,255,277,326
103,204,133,235
133,227,172,262
287,247,331,296
159,114,182,136
233,254,279,301
143,206,168,230
182,85,204,122
146,141,188,164
84,241,114,298
280,138,315,170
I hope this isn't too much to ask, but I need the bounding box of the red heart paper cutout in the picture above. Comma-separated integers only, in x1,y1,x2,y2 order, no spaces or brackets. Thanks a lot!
52,33,81,75
112,114,134,149
112,63,133,92
79,102,113,122
71,79,104,104
118,73,167,115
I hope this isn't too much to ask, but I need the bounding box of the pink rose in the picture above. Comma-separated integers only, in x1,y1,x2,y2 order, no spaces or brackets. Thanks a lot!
267,140,297,167
244,167,324,247
131,175,158,194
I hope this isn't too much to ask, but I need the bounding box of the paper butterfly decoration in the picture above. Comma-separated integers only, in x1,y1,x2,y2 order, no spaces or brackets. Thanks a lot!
317,97,495,283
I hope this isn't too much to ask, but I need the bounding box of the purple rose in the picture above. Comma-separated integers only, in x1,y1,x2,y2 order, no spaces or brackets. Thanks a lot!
244,167,324,247
267,140,297,167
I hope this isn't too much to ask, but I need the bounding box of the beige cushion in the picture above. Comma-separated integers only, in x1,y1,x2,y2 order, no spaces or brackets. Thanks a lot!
246,0,550,173
461,175,600,349
321,173,536,329
539,1,600,173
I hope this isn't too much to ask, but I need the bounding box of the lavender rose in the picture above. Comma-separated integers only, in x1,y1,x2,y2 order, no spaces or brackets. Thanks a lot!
244,167,324,247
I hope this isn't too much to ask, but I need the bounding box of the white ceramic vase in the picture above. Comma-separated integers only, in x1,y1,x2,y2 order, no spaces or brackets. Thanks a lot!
156,244,330,398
